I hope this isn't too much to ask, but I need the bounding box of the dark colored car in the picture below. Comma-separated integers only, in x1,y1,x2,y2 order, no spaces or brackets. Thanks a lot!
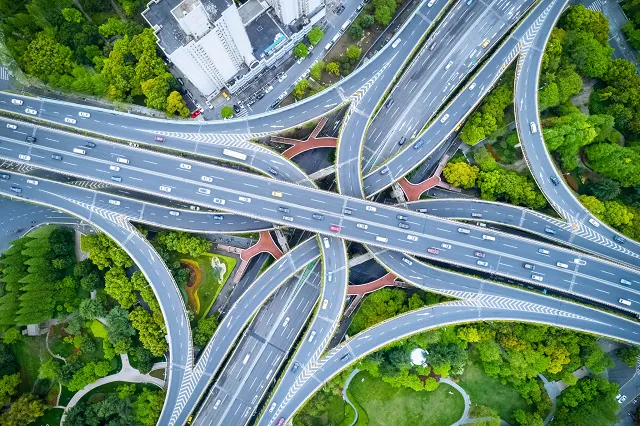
474,251,485,258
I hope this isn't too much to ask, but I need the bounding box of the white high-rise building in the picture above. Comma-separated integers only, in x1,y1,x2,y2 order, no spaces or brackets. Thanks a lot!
265,0,324,25
143,0,256,97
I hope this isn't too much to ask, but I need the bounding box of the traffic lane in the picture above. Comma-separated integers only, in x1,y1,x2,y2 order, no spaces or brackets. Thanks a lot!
360,0,562,195
271,301,640,424
0,177,190,426
3,140,638,306
171,239,320,426
364,0,523,169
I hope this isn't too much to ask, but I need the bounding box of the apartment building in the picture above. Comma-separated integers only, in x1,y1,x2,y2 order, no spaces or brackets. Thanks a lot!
264,0,324,25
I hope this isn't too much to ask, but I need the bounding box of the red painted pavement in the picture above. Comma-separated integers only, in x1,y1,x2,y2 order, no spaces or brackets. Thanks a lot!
270,117,337,159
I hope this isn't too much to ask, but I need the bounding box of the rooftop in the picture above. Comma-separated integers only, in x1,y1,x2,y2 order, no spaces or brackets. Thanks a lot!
238,0,265,25
245,11,285,58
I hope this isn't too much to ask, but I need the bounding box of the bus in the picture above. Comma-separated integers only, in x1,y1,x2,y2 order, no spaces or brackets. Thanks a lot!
222,149,247,161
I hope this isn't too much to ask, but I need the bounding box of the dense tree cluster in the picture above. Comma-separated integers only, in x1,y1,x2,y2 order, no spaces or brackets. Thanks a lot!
193,314,219,347
155,231,211,258
0,0,188,116
0,227,76,326
551,376,619,426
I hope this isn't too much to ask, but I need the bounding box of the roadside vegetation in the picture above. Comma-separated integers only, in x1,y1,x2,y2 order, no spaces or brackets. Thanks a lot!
0,0,189,116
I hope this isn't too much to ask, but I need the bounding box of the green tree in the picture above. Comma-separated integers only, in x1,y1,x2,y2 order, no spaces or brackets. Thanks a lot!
473,147,499,172
552,376,618,426
141,74,170,110
38,358,62,380
294,79,310,99
310,60,325,80
129,307,168,356
585,143,640,187
106,306,136,348
477,169,547,209
307,27,324,46
2,328,19,345
587,178,620,201
78,298,106,320
325,62,340,76
460,82,514,146
0,373,21,405
513,409,544,426
349,288,408,334
0,394,46,426
21,32,74,80
221,106,234,119
83,233,133,270
166,91,189,117
442,161,479,189
563,31,612,78
346,45,362,61
617,346,640,367
155,231,211,257
603,200,634,227
193,314,219,347
104,267,136,309
61,7,83,23
360,14,375,28
293,42,308,58
133,388,166,425
348,23,364,40
560,5,610,45
374,0,395,25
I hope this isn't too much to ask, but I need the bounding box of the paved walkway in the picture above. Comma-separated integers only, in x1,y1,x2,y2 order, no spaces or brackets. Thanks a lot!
233,231,283,281
342,368,361,426
397,154,456,201
271,118,338,159
61,353,165,423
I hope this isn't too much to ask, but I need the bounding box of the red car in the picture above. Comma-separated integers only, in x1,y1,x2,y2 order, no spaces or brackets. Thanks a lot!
190,109,201,118
330,225,342,232
427,247,439,255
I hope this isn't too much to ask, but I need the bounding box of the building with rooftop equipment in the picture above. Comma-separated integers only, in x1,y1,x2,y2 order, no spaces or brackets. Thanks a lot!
265,0,324,25
143,0,256,98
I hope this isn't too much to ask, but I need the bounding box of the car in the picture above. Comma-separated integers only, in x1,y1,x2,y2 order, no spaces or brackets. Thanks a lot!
201,176,213,183
25,136,36,143
116,157,129,164
356,223,368,229
238,196,251,202
264,85,274,94
51,154,62,161
278,207,290,213
282,215,294,222
108,199,120,206
392,38,401,48
6,123,16,130
621,278,632,286
469,82,477,90
189,206,200,211
530,122,537,133
9,186,21,194
523,263,535,270
221,90,230,101
544,227,556,234
471,212,483,218
398,223,410,229
477,260,489,267
277,73,287,82
272,191,283,198
427,247,439,255
429,42,437,51
458,228,470,234
159,185,172,192
365,205,377,212
213,399,221,410
613,235,625,244
233,104,241,114
111,176,122,182
357,2,365,10
18,154,31,161
308,331,317,342
440,114,449,123
385,98,394,108
441,243,452,249
323,237,330,248
413,139,424,149
26,179,38,185
25,108,37,115
213,198,225,205
482,234,495,241
85,141,96,148
269,403,277,413
0,173,9,180
481,39,490,48
169,211,180,216
407,235,418,241
198,188,211,195
474,251,485,258
322,299,329,309
282,317,290,327
64,117,77,124
380,167,389,175
196,104,204,112
574,258,586,266
340,353,352,362
398,136,406,146
177,78,184,86
268,167,278,175
11,99,23,105
343,208,353,215
532,274,544,282
396,214,407,221
179,163,192,170
549,176,560,186
213,215,224,220
313,213,324,220
477,222,486,227
538,248,550,255
620,395,628,403
402,257,413,266
205,100,213,110
330,225,342,232
336,5,345,14
109,165,120,172
154,136,165,142
291,362,300,373
190,109,201,118
78,111,91,118
466,0,473,4
588,217,600,227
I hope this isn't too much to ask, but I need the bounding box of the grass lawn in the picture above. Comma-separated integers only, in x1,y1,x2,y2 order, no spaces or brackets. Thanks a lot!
150,369,165,380
90,320,108,339
175,252,236,319
31,407,64,426
349,371,465,426
458,348,532,422
13,336,48,393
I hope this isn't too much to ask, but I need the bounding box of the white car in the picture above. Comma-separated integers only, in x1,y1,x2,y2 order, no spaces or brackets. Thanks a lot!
201,175,213,182
365,205,377,212
205,100,213,110
11,99,23,105
238,196,251,202
25,108,37,115
159,185,172,192
278,73,287,83
179,163,192,170
441,243,452,249
407,235,418,241
282,317,290,327
392,38,401,48
6,124,16,130
18,154,31,161
213,198,226,205
532,274,544,282
169,211,180,216
78,111,91,118
26,179,38,185
356,223,368,230
109,165,120,172
108,199,121,206
198,188,211,195
588,217,600,227
265,85,274,94
440,114,449,123
402,257,413,266
64,117,77,124
477,260,489,267
469,83,476,90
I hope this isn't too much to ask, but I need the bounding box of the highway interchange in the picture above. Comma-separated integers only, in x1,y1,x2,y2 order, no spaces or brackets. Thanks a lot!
0,0,639,424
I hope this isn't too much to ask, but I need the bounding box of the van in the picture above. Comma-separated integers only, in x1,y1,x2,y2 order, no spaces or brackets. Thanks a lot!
376,236,388,243
556,262,568,269
458,228,470,234
26,179,38,185
73,148,86,155
482,235,495,241
323,237,330,248
530,122,537,133
619,298,632,306
621,279,632,286
116,157,129,164
108,199,120,206
272,191,283,198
